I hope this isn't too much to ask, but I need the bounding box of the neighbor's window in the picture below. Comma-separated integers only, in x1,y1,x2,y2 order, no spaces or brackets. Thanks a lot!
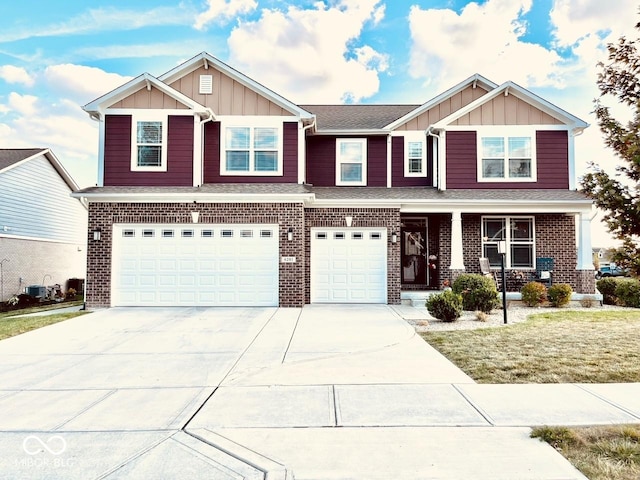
222,125,281,175
479,133,534,181
131,115,167,171
336,138,367,185
482,216,534,268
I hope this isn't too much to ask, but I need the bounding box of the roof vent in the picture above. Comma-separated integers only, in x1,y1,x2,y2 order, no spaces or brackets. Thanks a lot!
199,75,213,94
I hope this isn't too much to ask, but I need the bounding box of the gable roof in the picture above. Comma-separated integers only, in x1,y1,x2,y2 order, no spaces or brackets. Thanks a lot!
159,52,314,120
83,72,210,117
0,148,80,192
431,80,589,131
384,74,498,130
300,104,419,131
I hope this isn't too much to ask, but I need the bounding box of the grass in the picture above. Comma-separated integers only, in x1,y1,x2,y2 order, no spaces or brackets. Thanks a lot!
421,310,640,383
0,303,88,340
531,425,640,480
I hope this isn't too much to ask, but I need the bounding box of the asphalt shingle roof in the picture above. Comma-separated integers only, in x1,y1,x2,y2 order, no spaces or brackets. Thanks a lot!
0,148,46,172
300,105,420,130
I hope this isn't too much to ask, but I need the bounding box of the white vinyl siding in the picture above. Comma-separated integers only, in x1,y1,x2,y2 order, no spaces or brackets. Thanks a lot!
0,155,87,244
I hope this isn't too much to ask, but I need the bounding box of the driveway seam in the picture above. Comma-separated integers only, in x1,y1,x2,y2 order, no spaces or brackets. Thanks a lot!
280,308,303,364
575,383,640,420
452,384,495,426
53,389,118,431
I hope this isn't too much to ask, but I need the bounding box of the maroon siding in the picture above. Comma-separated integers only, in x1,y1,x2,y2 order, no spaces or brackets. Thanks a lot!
103,114,193,187
306,136,387,186
536,130,569,189
204,121,298,183
391,136,433,187
367,136,387,187
446,130,569,189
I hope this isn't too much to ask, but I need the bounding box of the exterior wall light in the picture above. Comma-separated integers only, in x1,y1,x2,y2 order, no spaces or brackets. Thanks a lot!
92,228,102,241
288,227,293,241
391,231,397,244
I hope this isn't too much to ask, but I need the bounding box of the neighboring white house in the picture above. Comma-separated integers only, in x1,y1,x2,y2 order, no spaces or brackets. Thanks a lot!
0,149,87,302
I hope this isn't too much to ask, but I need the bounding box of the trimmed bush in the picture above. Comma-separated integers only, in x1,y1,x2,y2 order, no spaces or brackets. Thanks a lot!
597,277,619,305
426,290,463,322
521,281,547,307
452,273,499,312
614,278,640,308
547,283,573,307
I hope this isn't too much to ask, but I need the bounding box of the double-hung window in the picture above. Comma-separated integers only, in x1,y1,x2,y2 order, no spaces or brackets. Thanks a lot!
222,121,282,175
131,114,167,171
404,133,426,177
336,138,367,186
479,130,535,181
482,216,535,268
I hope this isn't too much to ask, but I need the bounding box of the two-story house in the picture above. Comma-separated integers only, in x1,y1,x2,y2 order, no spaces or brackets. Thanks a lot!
74,52,594,309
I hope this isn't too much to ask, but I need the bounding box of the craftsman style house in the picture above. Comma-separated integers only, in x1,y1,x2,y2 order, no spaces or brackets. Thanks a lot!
75,52,594,308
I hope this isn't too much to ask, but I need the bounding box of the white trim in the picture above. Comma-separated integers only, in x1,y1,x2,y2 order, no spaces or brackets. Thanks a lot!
481,215,536,269
568,131,576,190
0,233,85,245
193,115,202,186
577,212,595,270
403,132,427,177
218,116,285,176
439,131,447,190
336,138,367,186
130,112,168,172
97,118,105,187
476,127,537,183
386,135,392,188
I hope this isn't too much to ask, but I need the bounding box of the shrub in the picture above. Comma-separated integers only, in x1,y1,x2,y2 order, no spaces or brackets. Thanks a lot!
597,277,619,305
614,278,640,308
475,310,488,322
521,281,547,307
426,290,463,322
452,273,499,312
580,296,597,308
547,283,573,307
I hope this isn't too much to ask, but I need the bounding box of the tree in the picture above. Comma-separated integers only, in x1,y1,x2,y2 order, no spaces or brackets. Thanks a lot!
581,20,640,277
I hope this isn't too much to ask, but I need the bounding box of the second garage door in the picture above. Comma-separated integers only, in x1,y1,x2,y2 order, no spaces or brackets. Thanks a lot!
111,224,279,307
310,228,388,303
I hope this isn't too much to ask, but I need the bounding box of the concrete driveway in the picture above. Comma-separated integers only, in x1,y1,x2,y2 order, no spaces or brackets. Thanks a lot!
0,305,623,479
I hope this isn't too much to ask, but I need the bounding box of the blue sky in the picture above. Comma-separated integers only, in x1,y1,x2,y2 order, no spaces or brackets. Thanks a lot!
1,0,638,245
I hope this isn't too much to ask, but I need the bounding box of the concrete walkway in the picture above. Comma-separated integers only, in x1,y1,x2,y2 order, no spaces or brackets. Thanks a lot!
0,305,638,479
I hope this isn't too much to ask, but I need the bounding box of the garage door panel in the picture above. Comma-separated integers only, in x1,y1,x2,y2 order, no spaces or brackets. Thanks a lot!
112,224,278,307
311,228,387,304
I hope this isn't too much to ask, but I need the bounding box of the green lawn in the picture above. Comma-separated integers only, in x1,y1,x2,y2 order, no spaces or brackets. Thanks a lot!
0,303,88,340
421,310,640,383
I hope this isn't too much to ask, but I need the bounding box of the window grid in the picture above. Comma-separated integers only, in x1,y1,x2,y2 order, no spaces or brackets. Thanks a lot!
480,134,534,181
481,216,535,268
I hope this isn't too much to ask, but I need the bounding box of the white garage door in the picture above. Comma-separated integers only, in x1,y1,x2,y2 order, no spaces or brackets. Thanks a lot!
111,224,279,307
310,228,387,303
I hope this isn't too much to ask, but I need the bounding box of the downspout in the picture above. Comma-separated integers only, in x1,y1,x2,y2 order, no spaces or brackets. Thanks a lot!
426,127,442,190
299,117,316,184
88,111,105,187
195,108,216,187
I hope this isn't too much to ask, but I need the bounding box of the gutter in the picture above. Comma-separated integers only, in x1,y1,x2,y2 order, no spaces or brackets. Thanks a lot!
426,127,442,190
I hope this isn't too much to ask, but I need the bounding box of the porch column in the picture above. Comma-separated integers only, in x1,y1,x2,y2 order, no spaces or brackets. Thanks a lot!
450,210,465,270
577,212,594,270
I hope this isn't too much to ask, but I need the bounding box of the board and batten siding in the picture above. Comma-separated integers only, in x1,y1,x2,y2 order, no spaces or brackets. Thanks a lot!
446,130,570,189
203,121,298,183
0,155,87,244
103,114,194,186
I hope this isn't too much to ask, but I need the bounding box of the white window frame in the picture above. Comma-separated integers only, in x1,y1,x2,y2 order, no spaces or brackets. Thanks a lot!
477,127,537,182
220,117,283,176
131,113,168,172
403,133,427,177
336,138,367,186
481,216,536,269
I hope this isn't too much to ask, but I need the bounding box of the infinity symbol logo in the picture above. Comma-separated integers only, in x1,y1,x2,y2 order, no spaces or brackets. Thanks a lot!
22,435,67,456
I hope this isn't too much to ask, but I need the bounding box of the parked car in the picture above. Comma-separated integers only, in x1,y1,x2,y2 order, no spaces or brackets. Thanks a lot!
596,263,629,279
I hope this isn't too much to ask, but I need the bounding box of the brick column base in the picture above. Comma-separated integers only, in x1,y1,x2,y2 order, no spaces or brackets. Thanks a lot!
445,269,466,288
576,270,596,294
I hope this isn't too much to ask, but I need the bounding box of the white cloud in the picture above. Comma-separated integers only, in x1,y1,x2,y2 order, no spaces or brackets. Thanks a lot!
44,64,132,104
227,0,387,102
6,92,39,116
194,0,258,29
0,66,34,86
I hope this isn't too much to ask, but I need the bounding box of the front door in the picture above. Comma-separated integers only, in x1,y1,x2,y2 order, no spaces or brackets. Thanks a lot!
401,220,428,286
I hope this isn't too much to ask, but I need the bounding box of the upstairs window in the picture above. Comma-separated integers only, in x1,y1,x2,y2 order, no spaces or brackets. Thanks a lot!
403,134,426,177
221,122,282,175
131,115,167,172
479,131,535,182
336,138,367,186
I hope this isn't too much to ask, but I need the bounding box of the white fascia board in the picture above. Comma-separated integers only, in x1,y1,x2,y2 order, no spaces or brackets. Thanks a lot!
159,52,314,120
83,73,209,117
432,81,589,130
71,191,315,204
384,74,499,130
311,129,391,136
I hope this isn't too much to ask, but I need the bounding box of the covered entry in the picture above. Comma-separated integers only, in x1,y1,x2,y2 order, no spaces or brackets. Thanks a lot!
310,227,388,303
